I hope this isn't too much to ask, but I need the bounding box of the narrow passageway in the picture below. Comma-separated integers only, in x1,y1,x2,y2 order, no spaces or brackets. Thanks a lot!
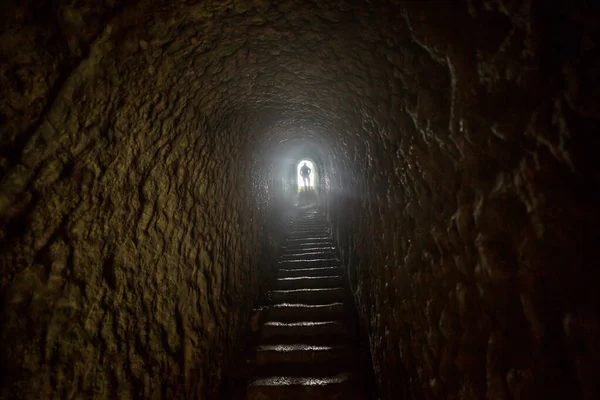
241,205,372,399
0,1,598,399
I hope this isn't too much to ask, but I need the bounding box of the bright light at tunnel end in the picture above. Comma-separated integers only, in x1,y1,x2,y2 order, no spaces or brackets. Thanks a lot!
297,160,315,191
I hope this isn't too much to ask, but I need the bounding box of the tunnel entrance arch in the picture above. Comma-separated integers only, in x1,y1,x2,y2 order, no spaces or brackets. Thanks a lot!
297,159,317,192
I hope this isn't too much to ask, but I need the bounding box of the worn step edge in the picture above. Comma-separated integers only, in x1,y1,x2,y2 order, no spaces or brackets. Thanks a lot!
278,259,340,269
285,237,332,243
275,276,343,290
268,302,345,321
260,320,348,340
277,266,341,278
281,251,336,259
281,245,336,252
255,344,352,365
248,372,353,387
250,360,358,378
271,288,346,304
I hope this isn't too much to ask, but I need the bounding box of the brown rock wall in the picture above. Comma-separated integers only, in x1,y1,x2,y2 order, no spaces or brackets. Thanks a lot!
0,2,277,398
331,2,600,399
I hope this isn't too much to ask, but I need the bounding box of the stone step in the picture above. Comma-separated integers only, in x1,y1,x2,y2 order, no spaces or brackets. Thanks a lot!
286,237,331,244
247,373,364,400
259,335,355,347
277,266,341,278
290,223,328,228
290,233,328,237
281,251,336,260
282,244,336,252
284,237,332,243
288,235,330,241
291,225,328,231
283,244,335,252
268,302,345,321
291,227,328,232
255,344,352,365
282,246,336,253
288,234,329,240
275,276,343,290
289,229,329,237
251,360,356,378
271,288,346,304
278,258,340,269
261,321,347,341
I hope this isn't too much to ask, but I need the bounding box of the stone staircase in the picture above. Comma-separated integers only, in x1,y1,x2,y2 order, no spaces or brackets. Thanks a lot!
242,207,371,399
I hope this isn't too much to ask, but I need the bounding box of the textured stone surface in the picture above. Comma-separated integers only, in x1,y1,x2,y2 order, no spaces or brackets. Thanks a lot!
1,0,598,399
327,2,600,399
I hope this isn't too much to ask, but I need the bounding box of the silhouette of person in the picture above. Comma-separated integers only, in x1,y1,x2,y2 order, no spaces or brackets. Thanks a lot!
300,163,311,190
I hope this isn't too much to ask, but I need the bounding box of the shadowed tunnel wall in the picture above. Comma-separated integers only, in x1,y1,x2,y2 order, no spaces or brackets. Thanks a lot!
0,1,598,399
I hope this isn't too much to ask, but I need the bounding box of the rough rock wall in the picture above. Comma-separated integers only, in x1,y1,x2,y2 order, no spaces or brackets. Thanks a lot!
1,0,598,399
0,1,277,398
331,1,600,399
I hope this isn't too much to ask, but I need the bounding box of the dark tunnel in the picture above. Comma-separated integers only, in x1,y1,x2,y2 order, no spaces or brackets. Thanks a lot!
0,0,599,399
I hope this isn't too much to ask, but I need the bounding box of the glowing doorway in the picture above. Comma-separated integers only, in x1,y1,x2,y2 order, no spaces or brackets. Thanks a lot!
297,160,315,191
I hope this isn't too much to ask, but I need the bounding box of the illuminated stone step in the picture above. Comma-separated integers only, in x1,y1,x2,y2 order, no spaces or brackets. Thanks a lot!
278,258,340,269
275,275,343,290
260,320,347,341
277,266,341,278
255,344,351,365
282,243,336,251
281,251,336,260
268,302,345,321
271,287,346,304
285,236,332,244
247,372,364,400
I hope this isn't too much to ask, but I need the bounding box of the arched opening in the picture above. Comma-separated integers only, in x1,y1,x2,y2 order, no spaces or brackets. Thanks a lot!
296,159,316,192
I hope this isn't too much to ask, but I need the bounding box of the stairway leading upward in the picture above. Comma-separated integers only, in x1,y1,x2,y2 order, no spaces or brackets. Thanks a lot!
242,206,372,399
